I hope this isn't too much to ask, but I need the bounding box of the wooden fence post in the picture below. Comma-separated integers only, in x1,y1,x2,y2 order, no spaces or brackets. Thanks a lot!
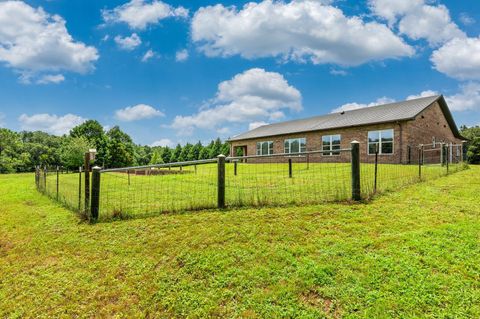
43,166,47,192
440,143,445,166
445,144,449,174
351,141,361,201
407,145,411,164
90,166,101,222
288,158,292,178
217,155,226,209
234,160,237,176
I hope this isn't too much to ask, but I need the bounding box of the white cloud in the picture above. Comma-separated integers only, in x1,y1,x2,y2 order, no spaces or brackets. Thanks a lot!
36,74,65,84
175,49,188,62
459,13,475,26
431,37,480,80
191,1,414,66
151,138,174,147
18,113,86,135
331,97,395,113
330,69,348,76
171,68,302,135
102,0,188,30
115,104,165,121
369,0,465,46
141,49,156,62
0,1,98,81
249,121,269,130
114,33,142,50
406,90,439,100
445,83,480,112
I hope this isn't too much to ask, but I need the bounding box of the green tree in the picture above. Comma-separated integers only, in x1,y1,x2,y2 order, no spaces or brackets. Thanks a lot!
179,143,192,162
59,137,91,170
149,149,164,164
171,144,182,162
104,126,135,168
70,120,107,165
208,138,222,158
460,125,480,164
161,147,172,163
187,141,202,161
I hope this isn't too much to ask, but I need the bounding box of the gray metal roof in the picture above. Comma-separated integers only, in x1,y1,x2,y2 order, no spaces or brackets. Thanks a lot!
229,95,461,141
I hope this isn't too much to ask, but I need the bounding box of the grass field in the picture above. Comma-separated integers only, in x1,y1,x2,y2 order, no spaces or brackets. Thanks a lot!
1,167,479,318
41,161,464,221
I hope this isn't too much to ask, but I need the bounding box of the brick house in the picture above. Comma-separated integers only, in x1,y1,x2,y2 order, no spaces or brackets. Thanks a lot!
228,95,465,164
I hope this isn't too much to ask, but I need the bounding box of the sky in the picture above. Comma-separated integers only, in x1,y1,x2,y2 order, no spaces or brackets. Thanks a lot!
0,0,479,147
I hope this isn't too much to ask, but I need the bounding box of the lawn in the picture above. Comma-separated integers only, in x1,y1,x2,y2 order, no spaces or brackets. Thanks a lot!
40,161,464,221
1,167,479,318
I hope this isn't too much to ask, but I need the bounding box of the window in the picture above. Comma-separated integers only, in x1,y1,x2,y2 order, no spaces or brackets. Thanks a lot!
322,134,341,156
284,138,306,154
368,129,394,155
256,141,273,155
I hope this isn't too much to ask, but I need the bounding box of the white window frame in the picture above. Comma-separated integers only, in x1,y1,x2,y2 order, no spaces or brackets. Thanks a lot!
368,129,394,155
284,138,306,154
322,134,341,156
256,141,273,155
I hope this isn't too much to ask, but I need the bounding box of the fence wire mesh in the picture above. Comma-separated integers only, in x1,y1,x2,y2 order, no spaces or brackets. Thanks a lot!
35,143,467,221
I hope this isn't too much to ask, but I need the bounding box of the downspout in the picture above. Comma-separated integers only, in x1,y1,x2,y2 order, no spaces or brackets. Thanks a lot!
397,121,403,164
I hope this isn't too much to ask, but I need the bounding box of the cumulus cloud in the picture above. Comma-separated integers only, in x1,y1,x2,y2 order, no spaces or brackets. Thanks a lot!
459,13,475,26
171,68,302,135
191,0,414,66
102,0,188,30
115,104,164,121
175,49,188,62
18,113,86,135
406,90,439,100
151,138,174,147
445,83,480,112
141,49,156,62
331,97,395,113
0,1,98,81
114,33,142,50
36,74,65,85
369,0,465,46
431,37,480,81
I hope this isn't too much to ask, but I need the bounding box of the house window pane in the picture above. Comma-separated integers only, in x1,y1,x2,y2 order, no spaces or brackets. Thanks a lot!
368,131,379,143
291,140,299,153
257,141,273,155
269,142,273,154
256,142,261,155
381,129,393,142
368,129,394,155
284,138,306,154
322,134,341,156
381,142,393,154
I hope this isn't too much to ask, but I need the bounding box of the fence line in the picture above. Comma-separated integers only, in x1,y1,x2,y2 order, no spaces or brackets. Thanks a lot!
35,142,467,222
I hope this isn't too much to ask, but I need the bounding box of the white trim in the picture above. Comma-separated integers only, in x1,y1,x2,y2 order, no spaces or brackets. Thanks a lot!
321,134,341,156
256,141,274,156
284,137,306,154
367,129,394,155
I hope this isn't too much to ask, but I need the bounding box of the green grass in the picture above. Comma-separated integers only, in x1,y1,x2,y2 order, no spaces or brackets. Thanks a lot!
40,161,465,221
1,167,479,318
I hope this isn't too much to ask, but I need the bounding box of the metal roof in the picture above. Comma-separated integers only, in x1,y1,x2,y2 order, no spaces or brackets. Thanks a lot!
229,95,463,141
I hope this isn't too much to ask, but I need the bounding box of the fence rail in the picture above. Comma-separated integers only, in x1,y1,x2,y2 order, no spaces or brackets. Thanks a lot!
35,142,467,222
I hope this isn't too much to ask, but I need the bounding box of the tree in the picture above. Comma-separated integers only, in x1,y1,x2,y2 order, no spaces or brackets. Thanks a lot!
209,138,222,158
104,126,135,168
149,149,164,164
161,147,172,163
187,141,202,161
179,143,192,162
70,120,107,165
171,144,182,162
59,136,91,169
460,125,480,164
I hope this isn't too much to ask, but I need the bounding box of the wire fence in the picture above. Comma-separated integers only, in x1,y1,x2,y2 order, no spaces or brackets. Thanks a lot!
35,142,467,222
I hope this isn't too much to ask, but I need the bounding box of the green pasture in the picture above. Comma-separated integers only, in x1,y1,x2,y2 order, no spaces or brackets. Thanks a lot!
40,161,465,221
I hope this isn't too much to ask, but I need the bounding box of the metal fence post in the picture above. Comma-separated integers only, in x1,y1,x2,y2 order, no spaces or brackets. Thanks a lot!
78,166,82,211
217,155,226,209
56,166,59,201
374,143,379,193
418,145,423,180
234,160,237,176
440,143,445,166
288,158,292,178
84,152,91,212
445,144,449,174
407,145,411,164
351,141,361,201
43,166,47,192
90,166,101,222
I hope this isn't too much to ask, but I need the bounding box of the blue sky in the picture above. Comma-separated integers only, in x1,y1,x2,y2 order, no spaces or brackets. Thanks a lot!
0,0,479,146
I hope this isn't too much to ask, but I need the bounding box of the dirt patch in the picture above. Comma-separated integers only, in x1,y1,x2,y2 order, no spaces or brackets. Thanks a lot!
0,239,14,257
300,290,341,318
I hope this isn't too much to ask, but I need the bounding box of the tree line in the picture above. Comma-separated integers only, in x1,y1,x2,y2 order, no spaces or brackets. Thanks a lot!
0,120,230,173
